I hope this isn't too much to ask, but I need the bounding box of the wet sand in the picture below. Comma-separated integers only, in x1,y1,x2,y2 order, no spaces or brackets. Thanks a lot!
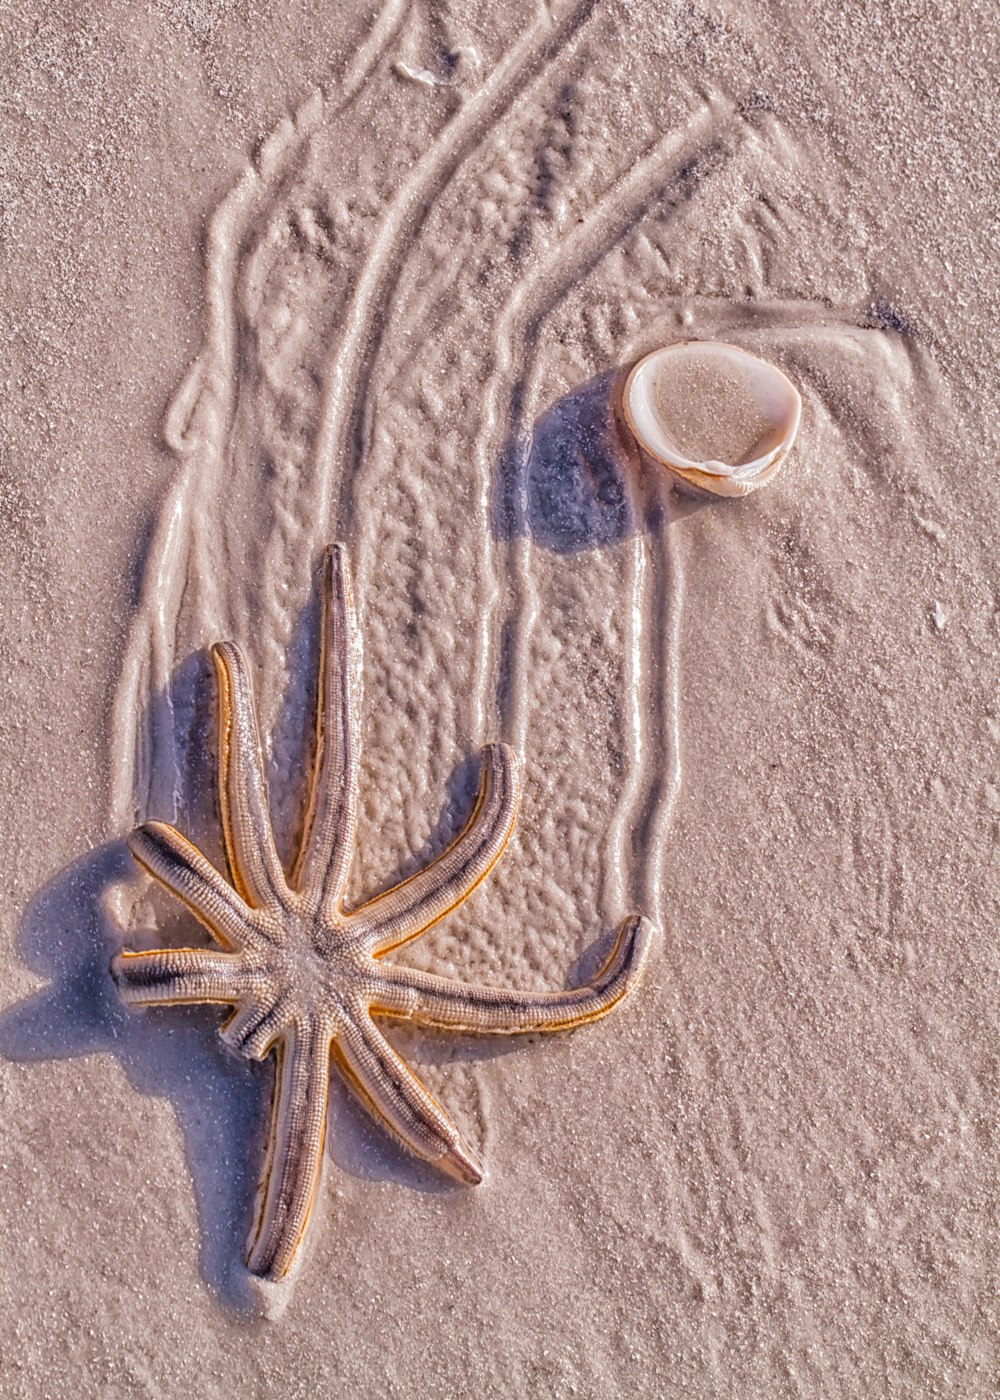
0,1,997,1394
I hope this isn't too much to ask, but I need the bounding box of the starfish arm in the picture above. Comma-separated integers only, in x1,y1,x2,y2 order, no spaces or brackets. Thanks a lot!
293,545,362,916
333,1008,483,1185
355,743,520,956
219,992,294,1061
211,641,290,910
127,821,254,949
245,1020,332,1282
373,914,656,1033
110,947,249,1007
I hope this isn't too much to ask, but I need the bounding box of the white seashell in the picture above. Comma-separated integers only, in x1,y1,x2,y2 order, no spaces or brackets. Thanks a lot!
622,341,801,497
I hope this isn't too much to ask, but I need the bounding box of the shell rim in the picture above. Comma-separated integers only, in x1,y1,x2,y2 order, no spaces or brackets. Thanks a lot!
622,340,802,489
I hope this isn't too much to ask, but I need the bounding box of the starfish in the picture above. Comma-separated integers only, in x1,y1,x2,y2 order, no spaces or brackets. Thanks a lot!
111,545,655,1284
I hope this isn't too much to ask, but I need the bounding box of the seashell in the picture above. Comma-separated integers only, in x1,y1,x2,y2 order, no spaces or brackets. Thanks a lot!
622,341,801,497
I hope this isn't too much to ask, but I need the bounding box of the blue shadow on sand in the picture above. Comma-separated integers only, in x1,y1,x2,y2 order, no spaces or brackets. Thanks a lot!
490,366,711,554
492,370,634,552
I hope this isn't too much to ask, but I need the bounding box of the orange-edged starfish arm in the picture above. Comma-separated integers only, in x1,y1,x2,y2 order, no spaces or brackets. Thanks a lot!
127,821,254,949
354,743,520,957
373,914,655,1033
333,1008,483,1185
211,641,290,910
219,992,295,1062
292,544,362,917
245,1020,332,1282
110,946,250,1007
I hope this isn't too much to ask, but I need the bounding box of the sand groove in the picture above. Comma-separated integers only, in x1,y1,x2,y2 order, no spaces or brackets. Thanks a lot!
323,0,601,546
110,0,602,835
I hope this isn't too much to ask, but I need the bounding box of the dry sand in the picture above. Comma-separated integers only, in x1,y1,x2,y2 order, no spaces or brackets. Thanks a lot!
1,0,997,1395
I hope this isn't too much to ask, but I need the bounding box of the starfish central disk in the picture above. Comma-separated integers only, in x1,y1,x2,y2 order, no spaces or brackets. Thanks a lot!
111,545,656,1284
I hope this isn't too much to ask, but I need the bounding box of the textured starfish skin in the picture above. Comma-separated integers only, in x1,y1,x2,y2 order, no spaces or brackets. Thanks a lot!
111,545,656,1283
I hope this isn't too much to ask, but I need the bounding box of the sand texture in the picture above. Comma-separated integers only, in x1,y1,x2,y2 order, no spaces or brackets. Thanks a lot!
1,0,997,1395
637,349,780,465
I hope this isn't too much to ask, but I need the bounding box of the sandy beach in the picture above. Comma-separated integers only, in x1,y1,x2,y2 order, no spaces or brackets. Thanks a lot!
1,0,997,1394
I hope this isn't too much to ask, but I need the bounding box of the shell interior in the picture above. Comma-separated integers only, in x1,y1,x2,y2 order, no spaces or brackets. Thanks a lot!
623,341,802,495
